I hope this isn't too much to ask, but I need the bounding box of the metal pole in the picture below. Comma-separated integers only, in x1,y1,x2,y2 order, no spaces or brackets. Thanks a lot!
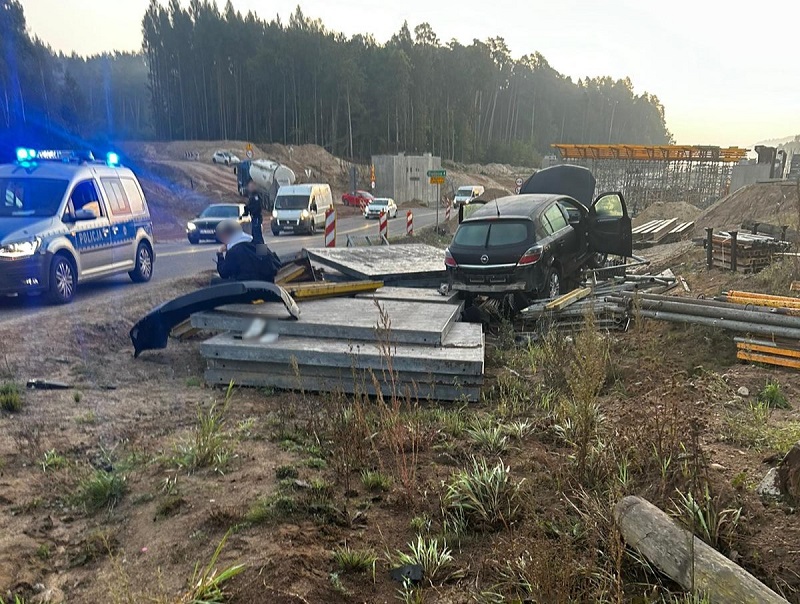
706,227,714,268
730,230,738,272
436,182,440,231
636,309,800,340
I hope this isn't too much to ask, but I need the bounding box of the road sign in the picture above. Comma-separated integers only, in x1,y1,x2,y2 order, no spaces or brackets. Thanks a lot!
515,177,524,186
246,149,254,159
426,169,447,178
429,176,445,185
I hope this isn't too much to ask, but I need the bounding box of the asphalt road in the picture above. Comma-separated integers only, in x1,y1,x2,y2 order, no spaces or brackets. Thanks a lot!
0,207,444,323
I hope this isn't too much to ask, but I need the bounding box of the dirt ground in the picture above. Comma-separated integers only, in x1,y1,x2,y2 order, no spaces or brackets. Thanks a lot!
3,241,800,603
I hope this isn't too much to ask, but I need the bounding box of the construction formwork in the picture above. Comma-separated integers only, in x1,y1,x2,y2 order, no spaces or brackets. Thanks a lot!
551,145,748,212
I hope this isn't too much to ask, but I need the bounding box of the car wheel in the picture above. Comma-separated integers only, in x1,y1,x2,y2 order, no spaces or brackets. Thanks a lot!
129,242,154,283
543,268,562,300
48,255,76,304
212,158,217,164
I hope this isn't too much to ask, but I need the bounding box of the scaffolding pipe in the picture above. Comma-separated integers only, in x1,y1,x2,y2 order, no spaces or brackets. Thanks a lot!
617,292,796,315
636,310,800,340
608,297,800,330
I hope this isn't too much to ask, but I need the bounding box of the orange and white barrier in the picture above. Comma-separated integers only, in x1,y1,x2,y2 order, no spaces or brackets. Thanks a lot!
406,210,413,236
445,202,451,222
325,208,336,247
379,211,388,239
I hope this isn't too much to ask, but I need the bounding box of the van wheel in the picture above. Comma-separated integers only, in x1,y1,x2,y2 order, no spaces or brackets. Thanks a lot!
48,255,76,304
129,242,153,283
542,268,562,300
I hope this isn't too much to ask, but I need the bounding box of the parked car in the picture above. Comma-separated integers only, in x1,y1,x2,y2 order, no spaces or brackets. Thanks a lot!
342,190,374,207
271,184,333,235
187,203,251,244
445,165,631,308
212,150,240,166
364,198,398,219
452,185,485,208
0,148,155,304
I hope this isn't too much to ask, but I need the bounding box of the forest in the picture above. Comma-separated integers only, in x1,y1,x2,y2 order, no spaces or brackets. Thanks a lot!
1,0,672,165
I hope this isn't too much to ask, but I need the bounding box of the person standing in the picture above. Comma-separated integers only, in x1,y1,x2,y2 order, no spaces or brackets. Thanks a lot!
245,179,265,244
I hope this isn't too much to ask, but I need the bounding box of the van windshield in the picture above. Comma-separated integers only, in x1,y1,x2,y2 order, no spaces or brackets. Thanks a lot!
0,177,69,217
456,188,475,197
275,195,310,210
453,220,530,247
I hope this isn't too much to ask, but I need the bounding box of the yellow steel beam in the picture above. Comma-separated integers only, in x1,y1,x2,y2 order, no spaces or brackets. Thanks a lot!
737,350,800,370
284,280,384,300
727,290,800,303
736,342,800,359
727,296,800,310
552,144,748,163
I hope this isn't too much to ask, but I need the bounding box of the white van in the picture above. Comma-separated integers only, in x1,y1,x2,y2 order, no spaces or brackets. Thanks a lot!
453,185,485,208
271,184,333,236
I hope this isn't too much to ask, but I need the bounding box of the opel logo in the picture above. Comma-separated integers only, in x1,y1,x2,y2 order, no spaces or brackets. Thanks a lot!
481,254,489,264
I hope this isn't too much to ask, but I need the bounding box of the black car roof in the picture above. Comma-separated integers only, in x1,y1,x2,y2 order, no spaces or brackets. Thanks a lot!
464,193,566,221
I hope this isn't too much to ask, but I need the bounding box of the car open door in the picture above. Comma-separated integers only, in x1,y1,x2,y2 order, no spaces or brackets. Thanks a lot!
588,192,632,257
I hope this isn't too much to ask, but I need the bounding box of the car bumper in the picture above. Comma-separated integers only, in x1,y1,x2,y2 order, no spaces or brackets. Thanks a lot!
272,218,311,232
0,254,49,296
447,265,544,297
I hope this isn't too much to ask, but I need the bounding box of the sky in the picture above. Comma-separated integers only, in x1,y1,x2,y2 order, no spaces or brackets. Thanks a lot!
19,0,800,147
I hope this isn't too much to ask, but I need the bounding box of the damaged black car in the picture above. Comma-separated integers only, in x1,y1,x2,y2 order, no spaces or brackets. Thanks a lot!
445,165,632,307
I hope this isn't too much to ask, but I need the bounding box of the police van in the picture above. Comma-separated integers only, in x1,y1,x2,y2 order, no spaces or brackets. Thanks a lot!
0,148,155,304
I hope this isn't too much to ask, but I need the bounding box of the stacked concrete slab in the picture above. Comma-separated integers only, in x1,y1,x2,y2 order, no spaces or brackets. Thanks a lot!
192,293,484,401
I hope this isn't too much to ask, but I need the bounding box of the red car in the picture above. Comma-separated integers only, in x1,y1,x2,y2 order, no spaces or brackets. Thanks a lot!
341,190,374,207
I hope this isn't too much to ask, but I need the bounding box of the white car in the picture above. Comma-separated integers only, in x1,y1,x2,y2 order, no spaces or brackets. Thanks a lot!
212,150,240,166
364,197,398,219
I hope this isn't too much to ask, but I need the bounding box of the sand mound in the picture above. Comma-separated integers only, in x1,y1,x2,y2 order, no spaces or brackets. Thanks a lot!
633,201,701,226
695,182,800,234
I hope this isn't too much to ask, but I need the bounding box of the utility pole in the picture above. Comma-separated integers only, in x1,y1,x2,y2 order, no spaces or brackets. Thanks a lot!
608,100,618,143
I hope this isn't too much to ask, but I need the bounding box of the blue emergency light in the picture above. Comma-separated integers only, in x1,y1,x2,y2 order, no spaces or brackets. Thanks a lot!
15,148,36,162
106,152,120,166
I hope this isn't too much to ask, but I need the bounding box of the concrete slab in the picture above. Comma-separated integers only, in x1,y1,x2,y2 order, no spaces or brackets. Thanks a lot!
200,322,484,376
356,286,461,305
206,359,485,386
204,369,480,402
192,298,462,345
305,244,447,283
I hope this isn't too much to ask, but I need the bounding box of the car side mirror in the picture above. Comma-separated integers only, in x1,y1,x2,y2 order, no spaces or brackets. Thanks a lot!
73,208,98,221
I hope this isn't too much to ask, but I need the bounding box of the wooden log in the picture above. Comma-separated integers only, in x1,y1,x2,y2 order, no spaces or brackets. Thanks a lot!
544,287,593,312
614,496,788,604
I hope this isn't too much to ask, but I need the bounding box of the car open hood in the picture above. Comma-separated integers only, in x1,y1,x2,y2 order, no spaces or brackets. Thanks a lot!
0,216,58,245
520,165,596,207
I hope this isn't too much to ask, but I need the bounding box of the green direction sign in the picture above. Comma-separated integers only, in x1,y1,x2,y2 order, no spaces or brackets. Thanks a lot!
426,169,446,178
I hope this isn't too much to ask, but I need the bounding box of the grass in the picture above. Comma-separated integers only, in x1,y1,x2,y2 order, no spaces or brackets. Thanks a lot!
332,544,377,574
175,531,244,604
0,382,22,412
725,400,800,453
360,469,393,492
444,457,521,532
75,470,126,513
275,464,299,479
174,387,234,474
41,449,68,472
393,535,461,586
758,380,791,410
36,543,51,560
465,420,509,455
73,391,82,403
672,485,742,552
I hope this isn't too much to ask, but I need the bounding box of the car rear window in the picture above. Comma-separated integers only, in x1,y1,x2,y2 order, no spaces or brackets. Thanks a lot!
453,221,529,247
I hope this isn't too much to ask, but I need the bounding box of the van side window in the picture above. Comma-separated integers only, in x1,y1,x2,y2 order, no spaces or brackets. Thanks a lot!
120,178,145,214
100,178,131,216
68,180,103,218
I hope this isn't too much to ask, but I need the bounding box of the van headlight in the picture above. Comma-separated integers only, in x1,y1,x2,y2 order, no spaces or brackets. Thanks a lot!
300,210,310,219
0,237,41,259
272,210,278,218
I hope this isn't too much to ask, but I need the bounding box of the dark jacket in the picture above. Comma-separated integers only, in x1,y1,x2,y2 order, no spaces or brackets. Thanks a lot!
216,240,277,282
245,192,263,219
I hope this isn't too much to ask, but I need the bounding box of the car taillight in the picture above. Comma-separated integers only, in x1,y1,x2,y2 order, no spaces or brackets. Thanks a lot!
517,246,543,266
444,248,458,268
